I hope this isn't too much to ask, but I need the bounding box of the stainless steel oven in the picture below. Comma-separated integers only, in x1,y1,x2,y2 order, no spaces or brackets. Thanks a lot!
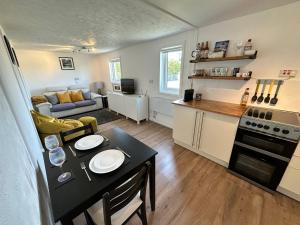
229,107,300,192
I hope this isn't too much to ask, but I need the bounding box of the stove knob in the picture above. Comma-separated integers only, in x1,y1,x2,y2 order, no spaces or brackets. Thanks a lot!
265,112,273,120
246,121,251,126
257,124,263,128
259,112,265,119
251,122,257,127
253,110,259,118
263,125,270,130
282,129,290,134
247,109,253,116
273,127,280,132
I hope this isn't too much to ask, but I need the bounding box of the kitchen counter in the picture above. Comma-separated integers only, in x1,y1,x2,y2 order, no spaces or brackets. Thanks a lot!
172,99,247,118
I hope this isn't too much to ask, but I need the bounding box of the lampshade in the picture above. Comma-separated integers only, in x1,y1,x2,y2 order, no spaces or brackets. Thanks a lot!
94,81,104,89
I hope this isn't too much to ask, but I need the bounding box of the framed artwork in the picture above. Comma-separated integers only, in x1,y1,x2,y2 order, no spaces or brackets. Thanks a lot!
214,40,230,57
59,57,75,70
112,84,121,92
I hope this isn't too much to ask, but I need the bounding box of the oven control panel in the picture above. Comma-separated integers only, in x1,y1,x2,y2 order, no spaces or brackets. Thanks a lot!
240,117,300,141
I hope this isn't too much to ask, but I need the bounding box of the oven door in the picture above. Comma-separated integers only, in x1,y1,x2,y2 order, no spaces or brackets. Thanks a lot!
235,128,297,158
228,144,288,190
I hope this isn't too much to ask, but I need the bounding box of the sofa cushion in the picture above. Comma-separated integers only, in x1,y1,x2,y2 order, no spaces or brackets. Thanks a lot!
82,90,91,100
74,100,96,108
70,90,84,102
45,93,59,105
57,92,72,104
50,103,76,112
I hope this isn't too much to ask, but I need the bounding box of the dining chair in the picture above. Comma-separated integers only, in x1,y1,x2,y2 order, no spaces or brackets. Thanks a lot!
59,123,94,145
87,162,150,225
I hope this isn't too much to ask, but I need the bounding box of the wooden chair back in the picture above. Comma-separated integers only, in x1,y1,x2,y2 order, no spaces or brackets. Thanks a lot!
59,123,94,145
102,162,150,225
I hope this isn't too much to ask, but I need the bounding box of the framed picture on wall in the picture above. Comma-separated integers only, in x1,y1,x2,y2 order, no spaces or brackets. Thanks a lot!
59,57,75,70
112,83,121,92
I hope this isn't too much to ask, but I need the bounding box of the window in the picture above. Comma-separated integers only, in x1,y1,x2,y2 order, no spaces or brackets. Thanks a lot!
160,46,183,95
109,58,122,83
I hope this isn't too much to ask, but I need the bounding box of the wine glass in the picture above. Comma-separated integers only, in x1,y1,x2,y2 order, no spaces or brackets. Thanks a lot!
49,147,71,182
44,135,59,151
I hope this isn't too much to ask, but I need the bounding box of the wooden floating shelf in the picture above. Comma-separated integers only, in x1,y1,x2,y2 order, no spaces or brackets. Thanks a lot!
189,51,257,63
188,75,251,81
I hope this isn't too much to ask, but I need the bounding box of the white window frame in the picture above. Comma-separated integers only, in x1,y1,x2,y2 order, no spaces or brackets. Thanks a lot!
109,58,122,84
159,45,183,95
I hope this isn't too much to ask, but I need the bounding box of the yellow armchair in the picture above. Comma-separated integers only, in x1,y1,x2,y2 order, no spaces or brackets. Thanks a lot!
31,110,85,143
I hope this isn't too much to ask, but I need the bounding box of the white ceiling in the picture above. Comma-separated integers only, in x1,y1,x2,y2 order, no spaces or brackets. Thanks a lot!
0,0,298,53
146,0,299,27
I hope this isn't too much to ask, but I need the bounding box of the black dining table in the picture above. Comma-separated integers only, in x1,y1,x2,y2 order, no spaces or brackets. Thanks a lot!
43,127,157,225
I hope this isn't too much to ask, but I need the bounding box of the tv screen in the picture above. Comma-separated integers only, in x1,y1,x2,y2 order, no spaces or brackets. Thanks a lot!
121,79,135,94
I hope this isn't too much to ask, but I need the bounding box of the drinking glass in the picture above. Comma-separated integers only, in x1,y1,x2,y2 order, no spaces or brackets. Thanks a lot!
49,147,71,182
44,135,59,151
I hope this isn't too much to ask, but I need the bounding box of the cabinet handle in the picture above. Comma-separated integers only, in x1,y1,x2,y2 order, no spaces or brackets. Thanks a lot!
197,112,204,149
192,112,198,147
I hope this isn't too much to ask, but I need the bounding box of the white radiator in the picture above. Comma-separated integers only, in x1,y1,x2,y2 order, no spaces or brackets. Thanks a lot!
150,97,174,117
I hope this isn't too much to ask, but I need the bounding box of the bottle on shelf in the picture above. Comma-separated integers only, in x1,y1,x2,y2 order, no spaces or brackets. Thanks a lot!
204,41,209,59
244,39,252,51
241,88,250,106
200,42,205,59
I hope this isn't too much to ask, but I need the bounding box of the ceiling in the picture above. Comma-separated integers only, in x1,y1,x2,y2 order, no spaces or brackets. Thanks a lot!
0,0,298,53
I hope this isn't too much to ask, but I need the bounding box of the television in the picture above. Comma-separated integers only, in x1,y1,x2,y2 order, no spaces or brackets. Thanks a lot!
121,78,135,94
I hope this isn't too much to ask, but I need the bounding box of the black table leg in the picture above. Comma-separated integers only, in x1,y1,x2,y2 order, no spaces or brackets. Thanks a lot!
61,217,74,225
149,156,156,211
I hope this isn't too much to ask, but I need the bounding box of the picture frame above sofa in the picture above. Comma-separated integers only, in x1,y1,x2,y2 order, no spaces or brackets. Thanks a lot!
59,57,75,70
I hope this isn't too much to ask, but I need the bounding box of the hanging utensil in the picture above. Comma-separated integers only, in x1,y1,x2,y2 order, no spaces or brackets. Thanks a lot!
257,80,267,103
264,80,275,103
251,80,261,102
270,80,283,105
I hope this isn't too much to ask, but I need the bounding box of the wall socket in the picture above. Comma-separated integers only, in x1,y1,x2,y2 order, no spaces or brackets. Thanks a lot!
279,70,297,78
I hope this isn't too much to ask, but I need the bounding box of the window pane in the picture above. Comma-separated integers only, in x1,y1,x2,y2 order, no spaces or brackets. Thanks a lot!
109,59,121,83
167,50,181,89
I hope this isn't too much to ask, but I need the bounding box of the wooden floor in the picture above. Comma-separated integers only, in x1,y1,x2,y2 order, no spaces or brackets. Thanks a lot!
98,119,300,225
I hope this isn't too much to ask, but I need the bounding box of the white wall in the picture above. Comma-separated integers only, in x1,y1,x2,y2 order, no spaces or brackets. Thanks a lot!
94,2,300,127
16,50,100,95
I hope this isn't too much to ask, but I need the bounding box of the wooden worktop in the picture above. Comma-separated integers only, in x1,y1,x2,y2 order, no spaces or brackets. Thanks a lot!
172,99,247,117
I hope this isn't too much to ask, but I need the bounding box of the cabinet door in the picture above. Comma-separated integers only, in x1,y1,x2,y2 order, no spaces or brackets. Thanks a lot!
173,106,198,148
108,93,122,113
279,155,300,196
199,111,239,164
124,96,138,120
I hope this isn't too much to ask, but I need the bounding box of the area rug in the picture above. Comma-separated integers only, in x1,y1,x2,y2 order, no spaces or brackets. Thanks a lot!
63,109,124,125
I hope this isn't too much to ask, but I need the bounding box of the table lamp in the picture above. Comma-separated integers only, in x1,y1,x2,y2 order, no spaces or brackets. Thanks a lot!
94,82,104,95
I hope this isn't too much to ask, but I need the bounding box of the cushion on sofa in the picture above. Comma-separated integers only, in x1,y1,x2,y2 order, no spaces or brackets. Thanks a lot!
50,103,76,112
82,90,91,100
70,90,84,102
74,100,96,108
45,94,59,105
57,92,72,104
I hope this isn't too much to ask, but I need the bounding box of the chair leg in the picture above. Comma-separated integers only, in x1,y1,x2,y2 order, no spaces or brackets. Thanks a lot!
140,203,147,225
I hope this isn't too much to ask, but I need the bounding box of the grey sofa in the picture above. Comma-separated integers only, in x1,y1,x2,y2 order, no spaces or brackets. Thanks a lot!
35,84,103,118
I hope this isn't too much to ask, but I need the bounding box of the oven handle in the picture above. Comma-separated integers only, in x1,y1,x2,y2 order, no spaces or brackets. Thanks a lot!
234,141,290,162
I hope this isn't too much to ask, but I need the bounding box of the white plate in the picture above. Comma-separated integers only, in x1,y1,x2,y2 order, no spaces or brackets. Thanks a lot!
89,149,125,174
75,135,104,151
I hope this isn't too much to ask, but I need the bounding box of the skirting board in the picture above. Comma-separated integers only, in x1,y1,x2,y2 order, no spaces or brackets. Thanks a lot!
277,186,300,202
173,139,228,168
150,117,172,129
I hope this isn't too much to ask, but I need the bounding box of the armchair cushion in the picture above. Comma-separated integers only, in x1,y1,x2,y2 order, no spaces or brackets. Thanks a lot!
50,103,76,112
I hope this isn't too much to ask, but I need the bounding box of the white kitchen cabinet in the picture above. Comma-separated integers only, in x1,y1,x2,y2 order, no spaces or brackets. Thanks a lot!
278,143,300,201
199,112,239,165
173,106,203,150
173,104,239,167
107,92,148,124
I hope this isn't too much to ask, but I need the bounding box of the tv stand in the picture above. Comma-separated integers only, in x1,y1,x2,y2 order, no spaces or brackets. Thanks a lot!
107,92,148,124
